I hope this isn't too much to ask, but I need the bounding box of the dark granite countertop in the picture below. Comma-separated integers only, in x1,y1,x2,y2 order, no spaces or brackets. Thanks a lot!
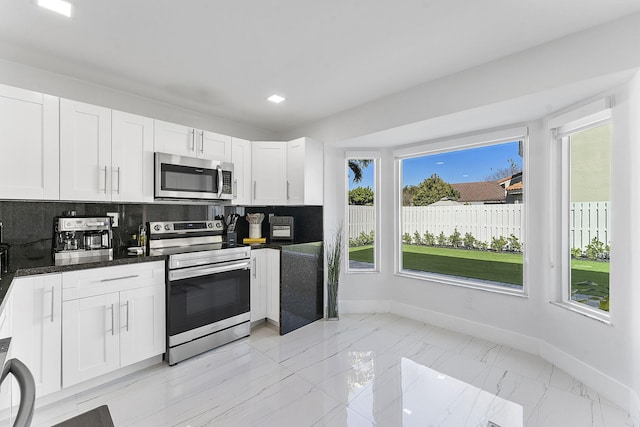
0,249,165,307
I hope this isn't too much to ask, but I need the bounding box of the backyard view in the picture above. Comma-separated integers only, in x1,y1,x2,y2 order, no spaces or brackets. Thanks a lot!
348,135,610,310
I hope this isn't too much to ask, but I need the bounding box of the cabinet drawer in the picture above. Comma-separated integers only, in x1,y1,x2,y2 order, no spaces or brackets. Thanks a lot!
62,261,165,301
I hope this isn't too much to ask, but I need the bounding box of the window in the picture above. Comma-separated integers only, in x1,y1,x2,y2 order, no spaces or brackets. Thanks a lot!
395,128,526,292
347,153,380,272
559,116,611,314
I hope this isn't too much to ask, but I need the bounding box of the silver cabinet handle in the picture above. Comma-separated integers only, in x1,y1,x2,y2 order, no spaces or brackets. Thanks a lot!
123,301,130,332
191,128,195,152
49,286,55,323
112,166,121,194
287,181,290,200
100,274,139,283
233,179,238,199
253,181,257,200
200,131,204,153
100,166,108,194
252,258,257,278
107,304,115,335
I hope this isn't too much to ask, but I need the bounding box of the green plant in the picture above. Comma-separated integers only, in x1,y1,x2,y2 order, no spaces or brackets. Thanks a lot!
423,231,435,246
413,231,423,246
463,232,476,249
507,234,522,252
326,224,343,318
402,233,412,245
449,228,462,248
477,241,488,251
586,237,607,260
490,236,507,251
437,232,448,246
571,248,582,258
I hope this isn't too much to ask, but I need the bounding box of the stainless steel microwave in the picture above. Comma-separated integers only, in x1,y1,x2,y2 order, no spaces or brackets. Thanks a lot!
155,152,234,201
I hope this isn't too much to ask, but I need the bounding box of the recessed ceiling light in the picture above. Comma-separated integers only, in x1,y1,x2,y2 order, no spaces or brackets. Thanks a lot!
267,94,286,104
38,0,72,17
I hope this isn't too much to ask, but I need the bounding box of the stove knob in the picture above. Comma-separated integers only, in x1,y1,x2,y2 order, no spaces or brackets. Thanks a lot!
165,224,172,231
215,222,221,228
154,224,162,231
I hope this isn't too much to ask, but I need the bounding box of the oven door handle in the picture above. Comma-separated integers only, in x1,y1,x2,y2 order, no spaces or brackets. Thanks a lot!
169,260,251,281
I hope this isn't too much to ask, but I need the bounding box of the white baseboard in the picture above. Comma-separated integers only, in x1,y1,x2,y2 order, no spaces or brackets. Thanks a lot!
341,298,635,416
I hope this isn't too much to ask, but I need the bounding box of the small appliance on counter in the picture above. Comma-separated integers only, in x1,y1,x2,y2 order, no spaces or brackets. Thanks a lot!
270,216,294,241
52,215,113,265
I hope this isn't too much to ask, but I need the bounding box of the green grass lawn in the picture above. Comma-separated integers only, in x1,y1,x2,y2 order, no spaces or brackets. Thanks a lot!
349,245,609,292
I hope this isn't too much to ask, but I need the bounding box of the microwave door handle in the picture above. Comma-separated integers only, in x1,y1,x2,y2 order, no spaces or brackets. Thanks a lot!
217,165,223,198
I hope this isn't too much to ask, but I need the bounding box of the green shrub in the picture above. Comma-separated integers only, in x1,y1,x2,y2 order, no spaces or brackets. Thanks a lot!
463,232,476,249
490,236,507,251
413,231,423,245
437,232,448,246
349,230,374,247
507,234,522,252
449,228,462,248
423,231,436,246
402,233,412,245
586,237,608,260
571,247,582,258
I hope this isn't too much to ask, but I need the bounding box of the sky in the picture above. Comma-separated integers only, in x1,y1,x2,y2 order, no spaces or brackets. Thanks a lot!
348,141,522,190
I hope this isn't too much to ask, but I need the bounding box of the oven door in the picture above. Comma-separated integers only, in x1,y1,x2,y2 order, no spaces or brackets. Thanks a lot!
167,259,250,344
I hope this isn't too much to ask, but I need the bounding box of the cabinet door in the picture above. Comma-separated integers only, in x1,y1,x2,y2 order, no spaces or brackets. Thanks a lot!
0,84,59,200
111,111,154,202
286,138,306,205
250,250,267,322
232,137,252,206
153,120,196,157
251,142,287,205
119,285,166,367
266,249,280,324
59,99,112,201
10,275,62,398
199,130,232,162
62,292,120,387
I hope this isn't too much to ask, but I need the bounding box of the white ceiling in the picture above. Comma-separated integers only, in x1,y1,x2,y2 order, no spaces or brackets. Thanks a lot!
1,0,640,134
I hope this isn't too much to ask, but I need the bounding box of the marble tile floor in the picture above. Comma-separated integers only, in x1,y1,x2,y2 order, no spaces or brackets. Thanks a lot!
31,313,634,426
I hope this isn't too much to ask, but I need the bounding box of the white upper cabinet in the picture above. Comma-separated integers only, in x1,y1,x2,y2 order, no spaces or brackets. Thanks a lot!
59,99,112,201
0,84,59,200
154,119,231,162
251,141,287,205
231,137,252,205
111,110,154,202
286,137,323,205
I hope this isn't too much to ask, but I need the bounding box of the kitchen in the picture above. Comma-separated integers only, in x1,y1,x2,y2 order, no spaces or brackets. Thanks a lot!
2,1,640,426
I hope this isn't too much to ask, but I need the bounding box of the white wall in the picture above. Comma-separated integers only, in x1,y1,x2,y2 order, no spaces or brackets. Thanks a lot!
308,14,640,416
0,57,275,141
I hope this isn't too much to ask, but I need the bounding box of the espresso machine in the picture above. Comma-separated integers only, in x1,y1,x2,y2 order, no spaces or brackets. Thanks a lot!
53,215,113,265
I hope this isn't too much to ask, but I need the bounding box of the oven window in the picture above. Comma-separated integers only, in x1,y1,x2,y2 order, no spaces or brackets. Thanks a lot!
168,268,250,336
161,163,217,193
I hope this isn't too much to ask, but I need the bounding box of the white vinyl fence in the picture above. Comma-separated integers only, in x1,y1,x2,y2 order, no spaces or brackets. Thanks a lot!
348,202,610,250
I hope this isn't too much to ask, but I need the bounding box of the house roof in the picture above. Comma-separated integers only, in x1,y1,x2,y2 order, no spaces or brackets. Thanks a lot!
450,181,505,203
506,182,523,192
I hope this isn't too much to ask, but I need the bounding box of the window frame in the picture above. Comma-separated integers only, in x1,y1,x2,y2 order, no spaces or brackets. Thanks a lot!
345,151,381,274
393,126,529,296
554,108,612,323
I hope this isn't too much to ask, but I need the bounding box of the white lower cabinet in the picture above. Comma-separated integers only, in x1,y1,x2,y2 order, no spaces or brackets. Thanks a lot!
62,262,165,388
8,274,62,398
250,249,280,325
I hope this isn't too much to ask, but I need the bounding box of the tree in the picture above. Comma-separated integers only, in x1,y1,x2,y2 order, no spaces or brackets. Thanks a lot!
484,158,522,181
348,186,374,205
402,185,419,206
348,159,372,183
411,174,460,206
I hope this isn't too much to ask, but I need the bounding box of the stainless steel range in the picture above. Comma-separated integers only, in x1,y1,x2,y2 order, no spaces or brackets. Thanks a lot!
148,220,251,365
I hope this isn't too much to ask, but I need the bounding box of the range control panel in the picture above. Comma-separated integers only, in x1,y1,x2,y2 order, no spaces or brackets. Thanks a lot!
148,220,224,236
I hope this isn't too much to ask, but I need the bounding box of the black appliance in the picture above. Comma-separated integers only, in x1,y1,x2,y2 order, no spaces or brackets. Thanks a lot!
148,220,251,365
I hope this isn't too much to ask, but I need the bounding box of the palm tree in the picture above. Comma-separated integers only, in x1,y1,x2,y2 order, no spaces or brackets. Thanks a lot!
348,159,372,183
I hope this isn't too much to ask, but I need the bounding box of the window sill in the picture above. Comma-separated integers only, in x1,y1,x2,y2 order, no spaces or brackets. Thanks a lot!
397,269,527,298
549,301,612,325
